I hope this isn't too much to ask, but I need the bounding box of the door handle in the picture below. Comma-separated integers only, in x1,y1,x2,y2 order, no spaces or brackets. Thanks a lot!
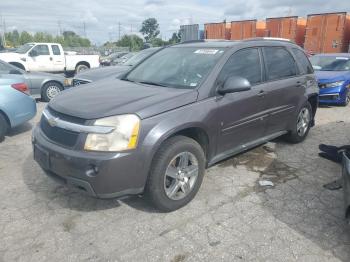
50,57,53,61
257,90,265,97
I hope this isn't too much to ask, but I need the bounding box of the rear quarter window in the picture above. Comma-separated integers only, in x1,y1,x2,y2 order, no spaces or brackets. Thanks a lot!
291,48,314,75
263,47,297,81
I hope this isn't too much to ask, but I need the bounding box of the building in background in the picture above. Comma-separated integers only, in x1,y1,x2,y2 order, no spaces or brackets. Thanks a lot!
180,24,204,42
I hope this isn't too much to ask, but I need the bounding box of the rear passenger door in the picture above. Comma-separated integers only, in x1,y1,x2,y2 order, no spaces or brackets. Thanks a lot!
50,44,65,72
215,48,267,155
261,46,304,135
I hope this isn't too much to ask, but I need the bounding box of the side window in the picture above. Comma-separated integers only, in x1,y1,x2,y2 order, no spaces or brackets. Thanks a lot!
263,47,297,81
291,48,314,75
218,48,262,86
32,45,50,56
51,45,61,55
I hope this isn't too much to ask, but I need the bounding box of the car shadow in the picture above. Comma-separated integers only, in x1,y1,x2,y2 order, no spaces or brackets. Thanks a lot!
7,122,33,137
256,121,350,261
22,154,122,212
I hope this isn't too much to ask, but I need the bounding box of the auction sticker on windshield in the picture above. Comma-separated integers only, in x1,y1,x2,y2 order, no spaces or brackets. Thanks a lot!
194,49,219,55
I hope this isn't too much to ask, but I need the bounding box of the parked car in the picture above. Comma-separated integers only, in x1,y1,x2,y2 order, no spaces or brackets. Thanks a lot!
0,59,69,101
32,39,318,211
100,52,129,66
112,52,136,65
0,43,100,75
342,152,350,224
310,53,350,106
0,77,37,141
72,48,160,86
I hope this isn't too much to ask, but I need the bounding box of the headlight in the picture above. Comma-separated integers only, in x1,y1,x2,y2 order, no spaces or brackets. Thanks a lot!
84,114,140,152
324,81,345,88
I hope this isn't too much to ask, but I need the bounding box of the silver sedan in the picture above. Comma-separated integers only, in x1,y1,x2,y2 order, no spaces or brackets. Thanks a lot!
0,59,69,101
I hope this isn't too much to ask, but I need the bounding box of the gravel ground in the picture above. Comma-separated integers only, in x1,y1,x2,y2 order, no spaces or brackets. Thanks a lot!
0,102,349,262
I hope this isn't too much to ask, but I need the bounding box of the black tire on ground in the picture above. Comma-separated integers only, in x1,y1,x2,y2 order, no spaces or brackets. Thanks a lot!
343,92,350,106
64,71,75,78
145,135,206,212
0,113,9,142
285,101,313,144
75,64,89,74
41,82,63,102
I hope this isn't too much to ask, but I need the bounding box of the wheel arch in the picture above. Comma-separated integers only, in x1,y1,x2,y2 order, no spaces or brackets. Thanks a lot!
0,109,12,128
308,94,318,126
75,61,90,69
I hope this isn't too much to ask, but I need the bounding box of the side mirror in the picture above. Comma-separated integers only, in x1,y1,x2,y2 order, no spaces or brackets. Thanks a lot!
218,76,251,95
9,69,22,75
29,50,38,57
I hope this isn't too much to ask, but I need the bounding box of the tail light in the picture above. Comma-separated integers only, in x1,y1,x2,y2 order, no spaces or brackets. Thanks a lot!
11,83,30,95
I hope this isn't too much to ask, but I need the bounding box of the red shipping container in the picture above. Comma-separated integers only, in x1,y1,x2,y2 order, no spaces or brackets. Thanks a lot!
205,22,231,40
265,16,306,46
304,12,350,53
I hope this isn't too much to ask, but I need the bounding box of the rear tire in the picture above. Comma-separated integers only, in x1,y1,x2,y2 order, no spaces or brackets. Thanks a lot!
0,113,9,142
75,64,89,74
42,82,63,102
285,102,312,143
145,136,206,212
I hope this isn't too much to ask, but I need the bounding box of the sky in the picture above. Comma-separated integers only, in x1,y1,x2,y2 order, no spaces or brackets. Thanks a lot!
0,0,349,45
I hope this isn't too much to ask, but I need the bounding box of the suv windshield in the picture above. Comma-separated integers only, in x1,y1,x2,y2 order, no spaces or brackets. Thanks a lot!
125,47,225,89
310,55,350,71
15,43,35,54
124,48,159,66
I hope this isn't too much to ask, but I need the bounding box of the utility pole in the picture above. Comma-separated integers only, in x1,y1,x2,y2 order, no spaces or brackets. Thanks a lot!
118,22,121,41
57,20,62,36
83,22,86,37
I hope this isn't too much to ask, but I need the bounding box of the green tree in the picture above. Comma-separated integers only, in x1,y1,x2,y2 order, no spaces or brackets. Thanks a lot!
19,31,33,45
169,31,181,44
117,34,144,51
12,30,20,46
140,18,160,42
150,37,166,47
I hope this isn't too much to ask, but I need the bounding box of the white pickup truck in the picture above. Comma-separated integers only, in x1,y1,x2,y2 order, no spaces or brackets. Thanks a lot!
0,43,100,75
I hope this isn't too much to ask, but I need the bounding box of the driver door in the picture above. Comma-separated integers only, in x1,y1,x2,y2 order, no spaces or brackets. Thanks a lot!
215,48,268,156
27,44,53,72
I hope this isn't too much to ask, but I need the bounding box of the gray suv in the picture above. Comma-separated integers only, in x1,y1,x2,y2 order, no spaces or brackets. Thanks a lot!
33,39,319,212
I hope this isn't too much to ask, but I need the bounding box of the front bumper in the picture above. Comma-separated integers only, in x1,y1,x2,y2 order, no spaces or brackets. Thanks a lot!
318,86,347,105
32,126,145,198
342,152,350,219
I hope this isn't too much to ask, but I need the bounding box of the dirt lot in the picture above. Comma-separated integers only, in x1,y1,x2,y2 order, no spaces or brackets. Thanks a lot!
0,102,349,261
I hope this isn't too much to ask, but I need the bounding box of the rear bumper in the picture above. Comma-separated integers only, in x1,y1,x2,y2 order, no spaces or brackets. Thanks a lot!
32,126,146,198
11,96,37,127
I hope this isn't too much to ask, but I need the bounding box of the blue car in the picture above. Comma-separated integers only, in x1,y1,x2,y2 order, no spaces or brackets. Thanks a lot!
0,77,37,141
310,53,350,106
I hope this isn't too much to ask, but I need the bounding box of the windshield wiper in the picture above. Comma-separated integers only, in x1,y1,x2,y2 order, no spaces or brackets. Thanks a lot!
137,81,168,87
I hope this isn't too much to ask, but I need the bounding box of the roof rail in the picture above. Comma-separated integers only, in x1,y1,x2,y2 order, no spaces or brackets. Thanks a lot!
243,37,293,42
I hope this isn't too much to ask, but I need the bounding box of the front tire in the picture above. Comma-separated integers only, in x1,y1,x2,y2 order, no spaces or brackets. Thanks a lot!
285,102,312,143
145,136,206,212
0,113,9,142
343,92,350,106
42,82,63,102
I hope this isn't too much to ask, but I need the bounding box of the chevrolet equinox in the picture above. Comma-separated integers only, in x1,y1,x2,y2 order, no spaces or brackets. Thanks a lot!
33,39,319,212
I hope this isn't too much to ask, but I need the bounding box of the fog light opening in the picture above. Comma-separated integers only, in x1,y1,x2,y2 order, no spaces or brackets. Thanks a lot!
85,164,99,177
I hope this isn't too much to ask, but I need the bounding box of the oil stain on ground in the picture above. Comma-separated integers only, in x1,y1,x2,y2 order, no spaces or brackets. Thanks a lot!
218,143,298,190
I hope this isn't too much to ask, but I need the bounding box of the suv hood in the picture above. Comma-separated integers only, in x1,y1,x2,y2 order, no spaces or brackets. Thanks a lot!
75,65,130,82
49,78,198,120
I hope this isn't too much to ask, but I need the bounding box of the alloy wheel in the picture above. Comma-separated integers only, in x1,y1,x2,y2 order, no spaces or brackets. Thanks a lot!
297,107,310,137
164,152,199,200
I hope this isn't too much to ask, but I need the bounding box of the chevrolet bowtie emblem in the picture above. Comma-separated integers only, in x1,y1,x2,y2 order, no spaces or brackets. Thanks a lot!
48,117,59,127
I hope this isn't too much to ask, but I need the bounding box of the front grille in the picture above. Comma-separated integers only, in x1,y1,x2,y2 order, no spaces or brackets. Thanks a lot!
40,107,86,148
319,94,339,101
72,79,91,86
